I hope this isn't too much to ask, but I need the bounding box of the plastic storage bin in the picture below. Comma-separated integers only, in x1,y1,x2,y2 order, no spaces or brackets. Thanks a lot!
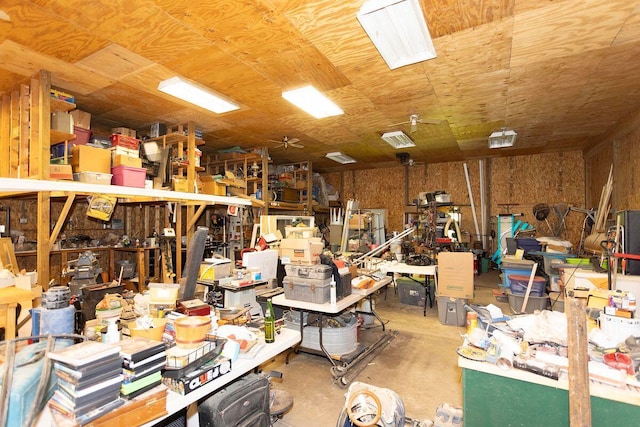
70,126,91,145
506,289,549,313
508,274,546,297
515,238,542,253
73,171,112,185
501,265,535,288
437,296,468,326
112,165,146,188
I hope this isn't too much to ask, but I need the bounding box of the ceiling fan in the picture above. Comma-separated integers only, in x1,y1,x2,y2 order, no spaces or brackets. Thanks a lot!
389,114,441,133
268,136,304,149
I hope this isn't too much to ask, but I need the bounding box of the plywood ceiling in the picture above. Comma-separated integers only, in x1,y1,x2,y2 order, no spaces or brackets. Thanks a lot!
0,0,639,172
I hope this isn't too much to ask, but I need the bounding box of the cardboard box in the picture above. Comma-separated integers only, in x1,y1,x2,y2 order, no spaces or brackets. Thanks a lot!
112,153,142,168
69,109,91,129
70,145,111,174
173,176,189,192
111,127,137,138
50,111,74,133
437,252,474,299
200,175,227,196
49,164,73,180
279,238,324,264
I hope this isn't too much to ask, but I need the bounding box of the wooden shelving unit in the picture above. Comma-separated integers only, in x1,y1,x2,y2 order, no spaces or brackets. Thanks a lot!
0,71,250,289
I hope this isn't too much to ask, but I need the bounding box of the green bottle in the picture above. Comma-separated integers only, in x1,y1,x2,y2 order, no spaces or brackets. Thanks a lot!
264,298,275,344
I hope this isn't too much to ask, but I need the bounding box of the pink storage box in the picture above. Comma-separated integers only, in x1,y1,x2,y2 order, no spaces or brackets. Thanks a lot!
111,165,146,188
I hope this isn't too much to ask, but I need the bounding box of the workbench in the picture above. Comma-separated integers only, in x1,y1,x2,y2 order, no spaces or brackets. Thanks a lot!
272,277,394,385
459,356,640,426
34,327,301,427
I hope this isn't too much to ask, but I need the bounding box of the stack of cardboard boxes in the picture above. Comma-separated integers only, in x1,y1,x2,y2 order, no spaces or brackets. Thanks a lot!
437,252,474,326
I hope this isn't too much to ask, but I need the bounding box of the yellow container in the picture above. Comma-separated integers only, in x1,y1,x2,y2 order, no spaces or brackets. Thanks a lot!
174,316,211,349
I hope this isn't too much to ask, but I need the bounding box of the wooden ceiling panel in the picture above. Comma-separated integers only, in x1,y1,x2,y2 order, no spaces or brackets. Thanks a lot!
0,0,638,171
0,1,108,62
423,0,515,38
0,40,114,94
511,0,637,67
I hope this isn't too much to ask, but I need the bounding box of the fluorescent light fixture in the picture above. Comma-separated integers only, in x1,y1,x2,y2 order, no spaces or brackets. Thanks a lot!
357,0,436,70
282,86,344,119
158,76,239,114
488,128,517,149
381,130,415,149
326,152,357,164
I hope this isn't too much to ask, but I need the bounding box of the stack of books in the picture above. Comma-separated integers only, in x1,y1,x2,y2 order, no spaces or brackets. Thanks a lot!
47,340,124,425
119,336,167,399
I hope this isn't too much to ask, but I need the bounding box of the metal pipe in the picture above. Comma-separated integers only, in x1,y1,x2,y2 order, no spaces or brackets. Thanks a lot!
352,226,415,265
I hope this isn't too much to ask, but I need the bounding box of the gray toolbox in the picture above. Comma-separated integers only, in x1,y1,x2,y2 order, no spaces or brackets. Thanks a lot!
284,263,332,279
283,275,331,304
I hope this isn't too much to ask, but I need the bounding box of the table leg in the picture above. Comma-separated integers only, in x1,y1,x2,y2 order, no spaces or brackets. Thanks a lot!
5,302,17,340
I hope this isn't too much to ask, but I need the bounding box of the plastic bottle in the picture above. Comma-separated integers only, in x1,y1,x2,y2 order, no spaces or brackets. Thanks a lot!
330,277,337,305
264,298,275,344
103,318,119,344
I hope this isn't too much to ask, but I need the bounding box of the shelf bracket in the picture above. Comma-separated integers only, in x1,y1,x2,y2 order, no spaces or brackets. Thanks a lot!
187,203,207,231
49,192,75,250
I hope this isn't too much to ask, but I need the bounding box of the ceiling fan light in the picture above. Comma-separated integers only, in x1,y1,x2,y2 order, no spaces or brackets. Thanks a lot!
282,86,344,119
326,152,357,164
488,129,517,149
158,76,239,114
357,0,436,70
381,130,415,148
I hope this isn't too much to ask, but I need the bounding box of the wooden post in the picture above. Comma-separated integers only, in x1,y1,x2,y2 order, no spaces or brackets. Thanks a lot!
36,70,52,289
566,295,591,426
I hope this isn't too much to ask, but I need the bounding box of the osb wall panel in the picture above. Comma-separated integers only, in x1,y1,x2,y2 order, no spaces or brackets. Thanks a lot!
586,108,640,216
341,167,406,235
489,151,585,250
585,142,614,210
321,150,586,251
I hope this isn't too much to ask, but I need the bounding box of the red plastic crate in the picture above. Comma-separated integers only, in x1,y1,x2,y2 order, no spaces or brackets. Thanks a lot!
110,133,140,150
111,165,146,188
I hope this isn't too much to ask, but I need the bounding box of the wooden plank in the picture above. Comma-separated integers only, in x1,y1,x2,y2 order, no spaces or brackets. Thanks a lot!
0,237,19,274
37,70,51,180
19,84,29,178
49,194,75,251
29,76,41,178
9,90,19,178
37,191,51,290
567,295,591,426
0,95,9,177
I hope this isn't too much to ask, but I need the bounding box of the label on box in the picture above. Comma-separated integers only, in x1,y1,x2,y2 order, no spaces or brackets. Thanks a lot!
162,357,231,395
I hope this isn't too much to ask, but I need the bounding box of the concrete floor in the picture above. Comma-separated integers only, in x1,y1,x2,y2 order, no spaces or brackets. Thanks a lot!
262,269,509,427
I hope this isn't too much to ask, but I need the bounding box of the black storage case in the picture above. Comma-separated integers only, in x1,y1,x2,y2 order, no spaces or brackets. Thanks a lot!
198,373,270,427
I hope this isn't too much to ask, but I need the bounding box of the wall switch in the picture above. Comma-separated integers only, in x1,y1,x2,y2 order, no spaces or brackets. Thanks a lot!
20,218,27,224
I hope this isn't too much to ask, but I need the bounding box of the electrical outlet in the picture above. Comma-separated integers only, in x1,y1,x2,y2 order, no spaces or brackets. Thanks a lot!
20,218,27,224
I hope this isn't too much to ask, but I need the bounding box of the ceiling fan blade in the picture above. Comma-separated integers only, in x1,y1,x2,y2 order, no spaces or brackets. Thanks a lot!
419,118,442,125
268,139,284,144
287,137,300,144
290,142,304,148
388,121,409,127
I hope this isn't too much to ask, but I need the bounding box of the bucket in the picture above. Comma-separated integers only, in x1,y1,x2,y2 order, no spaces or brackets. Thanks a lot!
129,317,167,341
174,316,212,349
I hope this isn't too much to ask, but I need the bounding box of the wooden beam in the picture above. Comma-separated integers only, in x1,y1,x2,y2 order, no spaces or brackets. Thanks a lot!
49,193,75,250
37,191,50,290
187,203,206,231
37,70,50,180
567,295,591,426
29,76,41,178
19,84,29,178
0,95,10,177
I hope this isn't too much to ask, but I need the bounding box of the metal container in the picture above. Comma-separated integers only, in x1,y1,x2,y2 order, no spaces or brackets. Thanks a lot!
284,264,332,279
